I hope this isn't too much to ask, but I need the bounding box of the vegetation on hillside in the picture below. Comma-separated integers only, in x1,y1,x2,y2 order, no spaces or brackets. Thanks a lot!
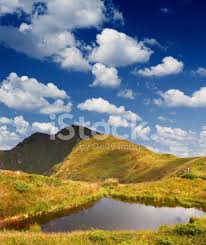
0,171,206,228
0,171,101,228
53,135,205,183
109,177,206,209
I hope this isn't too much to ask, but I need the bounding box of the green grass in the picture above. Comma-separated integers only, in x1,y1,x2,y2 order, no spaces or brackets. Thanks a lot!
52,135,206,183
1,171,206,227
0,171,102,225
0,171,206,244
53,135,195,183
0,217,206,244
109,177,206,209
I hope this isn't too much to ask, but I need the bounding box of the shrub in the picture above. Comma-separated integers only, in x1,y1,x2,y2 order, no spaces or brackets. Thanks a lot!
189,217,198,223
155,236,177,245
14,182,30,193
181,173,198,179
88,230,107,242
173,223,205,236
102,178,119,188
29,223,41,232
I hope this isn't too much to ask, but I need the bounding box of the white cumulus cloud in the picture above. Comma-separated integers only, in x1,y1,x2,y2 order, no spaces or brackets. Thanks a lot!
0,115,60,149
133,123,151,141
137,56,184,77
156,87,206,108
0,0,123,71
0,117,13,124
78,97,141,122
89,28,153,67
151,125,196,156
117,89,135,100
32,122,58,134
107,115,129,128
194,67,206,77
91,63,121,88
0,73,72,114
0,125,20,150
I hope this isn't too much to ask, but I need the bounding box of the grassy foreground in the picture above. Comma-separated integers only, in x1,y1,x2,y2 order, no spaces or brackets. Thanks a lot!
0,217,206,244
0,171,102,226
0,171,206,244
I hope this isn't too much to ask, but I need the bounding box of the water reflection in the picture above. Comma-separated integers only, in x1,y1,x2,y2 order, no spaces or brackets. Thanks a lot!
41,198,205,232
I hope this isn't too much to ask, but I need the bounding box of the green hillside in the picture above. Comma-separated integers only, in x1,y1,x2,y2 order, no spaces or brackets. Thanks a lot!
53,134,205,183
1,125,205,183
0,170,101,226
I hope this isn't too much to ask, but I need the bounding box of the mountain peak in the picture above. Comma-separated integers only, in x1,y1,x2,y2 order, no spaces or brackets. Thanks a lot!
0,125,97,174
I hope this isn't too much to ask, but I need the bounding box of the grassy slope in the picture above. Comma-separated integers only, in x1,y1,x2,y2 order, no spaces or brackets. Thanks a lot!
0,218,206,244
1,171,206,223
53,135,205,183
109,177,206,209
0,171,101,224
0,172,206,244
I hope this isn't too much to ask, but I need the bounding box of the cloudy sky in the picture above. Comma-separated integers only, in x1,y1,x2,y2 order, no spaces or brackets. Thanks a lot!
0,0,206,156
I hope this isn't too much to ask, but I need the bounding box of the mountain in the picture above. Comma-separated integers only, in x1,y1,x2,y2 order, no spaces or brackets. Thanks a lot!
0,125,98,174
53,134,204,183
1,124,205,182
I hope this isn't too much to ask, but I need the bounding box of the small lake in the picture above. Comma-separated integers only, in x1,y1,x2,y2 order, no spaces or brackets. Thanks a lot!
41,198,205,232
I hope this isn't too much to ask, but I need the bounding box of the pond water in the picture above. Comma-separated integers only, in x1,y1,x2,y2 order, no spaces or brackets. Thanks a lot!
41,198,205,232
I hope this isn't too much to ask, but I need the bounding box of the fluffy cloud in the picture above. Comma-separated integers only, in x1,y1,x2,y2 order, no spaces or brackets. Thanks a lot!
91,63,121,88
0,125,20,150
0,117,13,124
54,47,91,71
133,124,151,141
0,115,29,134
89,28,152,67
107,115,129,127
0,73,72,114
0,0,106,29
194,67,206,77
157,116,175,124
156,87,206,108
40,100,72,114
150,124,206,157
13,116,30,134
117,89,135,100
32,122,58,134
142,38,165,50
0,0,34,15
137,56,184,77
0,26,90,72
0,0,123,71
151,125,196,156
0,115,60,149
0,115,30,149
78,97,141,122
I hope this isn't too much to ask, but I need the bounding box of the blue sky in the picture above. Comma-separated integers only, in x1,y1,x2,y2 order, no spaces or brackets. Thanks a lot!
0,0,206,156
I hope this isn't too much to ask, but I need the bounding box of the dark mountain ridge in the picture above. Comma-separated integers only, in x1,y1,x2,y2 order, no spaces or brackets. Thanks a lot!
0,125,98,174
